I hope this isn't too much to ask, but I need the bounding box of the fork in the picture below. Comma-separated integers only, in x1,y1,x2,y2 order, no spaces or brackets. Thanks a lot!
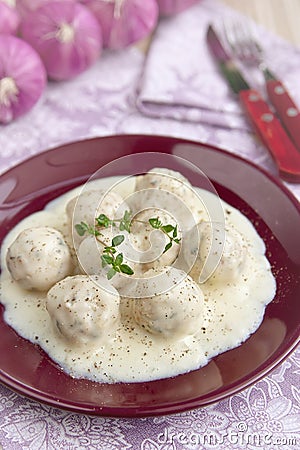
224,20,300,151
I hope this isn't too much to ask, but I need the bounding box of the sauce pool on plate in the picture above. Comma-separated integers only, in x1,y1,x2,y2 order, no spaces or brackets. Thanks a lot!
0,169,276,383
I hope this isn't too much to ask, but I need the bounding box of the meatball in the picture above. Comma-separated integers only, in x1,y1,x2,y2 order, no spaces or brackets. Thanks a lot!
46,275,120,346
77,206,182,286
184,222,247,283
136,168,192,194
77,235,105,276
132,267,204,339
66,189,128,246
129,208,181,272
77,233,128,290
6,226,73,291
133,168,204,228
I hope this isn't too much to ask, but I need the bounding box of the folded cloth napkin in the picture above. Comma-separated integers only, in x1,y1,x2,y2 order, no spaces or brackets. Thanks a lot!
137,0,300,131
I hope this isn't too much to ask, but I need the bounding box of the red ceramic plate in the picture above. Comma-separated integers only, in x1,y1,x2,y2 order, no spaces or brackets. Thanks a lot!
0,135,299,417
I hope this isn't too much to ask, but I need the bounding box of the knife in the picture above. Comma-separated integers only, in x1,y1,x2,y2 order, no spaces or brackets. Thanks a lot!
206,24,300,183
263,69,300,152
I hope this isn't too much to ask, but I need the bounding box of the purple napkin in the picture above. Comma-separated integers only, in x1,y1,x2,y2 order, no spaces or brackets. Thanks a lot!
137,0,300,131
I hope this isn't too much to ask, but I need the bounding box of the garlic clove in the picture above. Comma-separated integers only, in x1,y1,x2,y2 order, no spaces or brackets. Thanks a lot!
82,0,159,50
20,1,103,81
0,35,46,124
0,1,20,35
157,0,200,16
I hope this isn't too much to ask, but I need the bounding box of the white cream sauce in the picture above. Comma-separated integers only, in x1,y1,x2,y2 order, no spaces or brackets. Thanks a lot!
0,176,276,383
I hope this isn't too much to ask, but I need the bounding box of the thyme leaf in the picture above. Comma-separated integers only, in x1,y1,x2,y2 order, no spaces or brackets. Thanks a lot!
75,209,181,279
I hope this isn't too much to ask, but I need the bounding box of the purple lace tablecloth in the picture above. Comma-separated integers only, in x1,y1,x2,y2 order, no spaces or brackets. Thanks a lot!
0,1,299,448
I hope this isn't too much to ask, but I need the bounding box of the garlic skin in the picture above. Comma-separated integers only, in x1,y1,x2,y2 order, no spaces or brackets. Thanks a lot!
82,0,159,49
15,0,49,18
0,1,20,35
20,1,102,81
156,0,200,16
0,35,46,124
15,0,74,19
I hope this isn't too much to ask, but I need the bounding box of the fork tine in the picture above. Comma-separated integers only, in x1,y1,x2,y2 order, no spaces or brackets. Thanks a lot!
222,17,300,152
223,19,261,65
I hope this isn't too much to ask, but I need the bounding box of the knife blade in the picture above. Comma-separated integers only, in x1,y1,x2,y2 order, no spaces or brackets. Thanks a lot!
206,24,300,183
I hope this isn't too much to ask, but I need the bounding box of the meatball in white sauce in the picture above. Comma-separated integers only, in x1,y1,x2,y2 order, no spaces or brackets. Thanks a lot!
132,267,204,339
77,233,134,291
46,275,120,346
134,168,205,226
184,222,247,283
66,189,127,246
129,208,181,272
6,226,73,291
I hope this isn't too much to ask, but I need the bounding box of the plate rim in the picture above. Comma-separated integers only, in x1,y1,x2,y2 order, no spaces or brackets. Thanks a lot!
0,134,299,417
1,134,300,210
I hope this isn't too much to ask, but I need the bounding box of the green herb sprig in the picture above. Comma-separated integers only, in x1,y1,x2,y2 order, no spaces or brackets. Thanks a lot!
101,235,134,280
148,217,180,253
75,221,100,237
75,210,181,279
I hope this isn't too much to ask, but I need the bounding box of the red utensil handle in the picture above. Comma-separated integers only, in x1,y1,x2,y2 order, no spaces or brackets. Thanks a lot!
239,89,300,183
266,79,300,151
